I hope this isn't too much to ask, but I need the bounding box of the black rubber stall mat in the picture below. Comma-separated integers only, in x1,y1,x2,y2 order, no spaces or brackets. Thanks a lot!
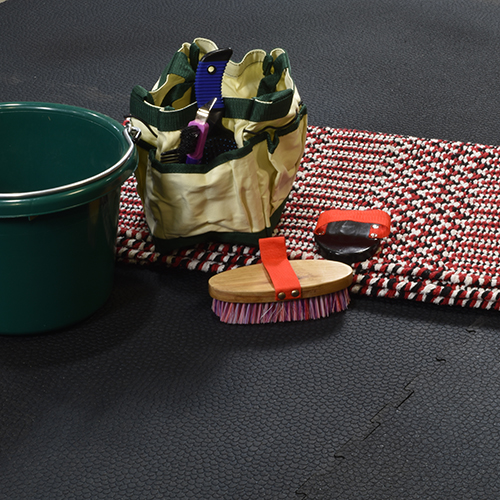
0,265,494,500
298,317,500,499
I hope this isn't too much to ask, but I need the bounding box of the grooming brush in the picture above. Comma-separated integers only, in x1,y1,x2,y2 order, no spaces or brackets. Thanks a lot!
314,209,391,264
208,236,353,325
202,136,238,164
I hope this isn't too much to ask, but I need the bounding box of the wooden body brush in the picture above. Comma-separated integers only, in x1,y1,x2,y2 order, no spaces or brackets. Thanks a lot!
208,237,353,324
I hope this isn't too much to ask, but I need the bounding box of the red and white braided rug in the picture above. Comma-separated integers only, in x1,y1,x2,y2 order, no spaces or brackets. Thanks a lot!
117,125,500,309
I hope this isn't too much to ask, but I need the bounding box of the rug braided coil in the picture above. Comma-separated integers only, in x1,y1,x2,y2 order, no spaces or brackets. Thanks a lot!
117,125,500,309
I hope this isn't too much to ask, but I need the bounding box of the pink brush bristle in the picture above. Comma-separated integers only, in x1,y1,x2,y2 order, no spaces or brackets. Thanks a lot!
211,288,350,325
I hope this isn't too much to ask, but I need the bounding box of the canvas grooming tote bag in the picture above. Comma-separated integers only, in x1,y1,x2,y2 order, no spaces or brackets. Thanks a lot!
128,38,308,252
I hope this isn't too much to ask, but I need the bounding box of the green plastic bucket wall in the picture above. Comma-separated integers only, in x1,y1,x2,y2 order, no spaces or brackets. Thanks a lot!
0,102,138,334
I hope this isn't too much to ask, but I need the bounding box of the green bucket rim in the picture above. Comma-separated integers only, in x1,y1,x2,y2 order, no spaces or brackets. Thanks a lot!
0,102,139,217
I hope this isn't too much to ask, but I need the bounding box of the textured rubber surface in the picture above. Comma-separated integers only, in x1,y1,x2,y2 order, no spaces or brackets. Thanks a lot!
299,319,500,499
1,266,495,499
2,0,500,498
2,0,500,146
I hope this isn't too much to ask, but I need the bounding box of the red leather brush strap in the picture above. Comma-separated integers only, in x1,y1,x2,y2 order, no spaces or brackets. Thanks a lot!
314,209,391,238
259,237,302,301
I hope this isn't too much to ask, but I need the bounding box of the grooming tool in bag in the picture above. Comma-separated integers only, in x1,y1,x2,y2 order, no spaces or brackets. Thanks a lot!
314,209,391,264
186,97,216,164
129,38,308,252
160,97,217,164
208,236,353,324
194,47,233,112
193,48,238,163
159,124,199,163
160,47,232,164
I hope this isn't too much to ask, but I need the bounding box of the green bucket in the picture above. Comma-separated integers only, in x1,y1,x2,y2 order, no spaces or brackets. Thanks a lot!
0,102,139,334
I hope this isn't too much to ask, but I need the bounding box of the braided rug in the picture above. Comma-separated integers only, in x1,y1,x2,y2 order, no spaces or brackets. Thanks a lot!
117,125,500,309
